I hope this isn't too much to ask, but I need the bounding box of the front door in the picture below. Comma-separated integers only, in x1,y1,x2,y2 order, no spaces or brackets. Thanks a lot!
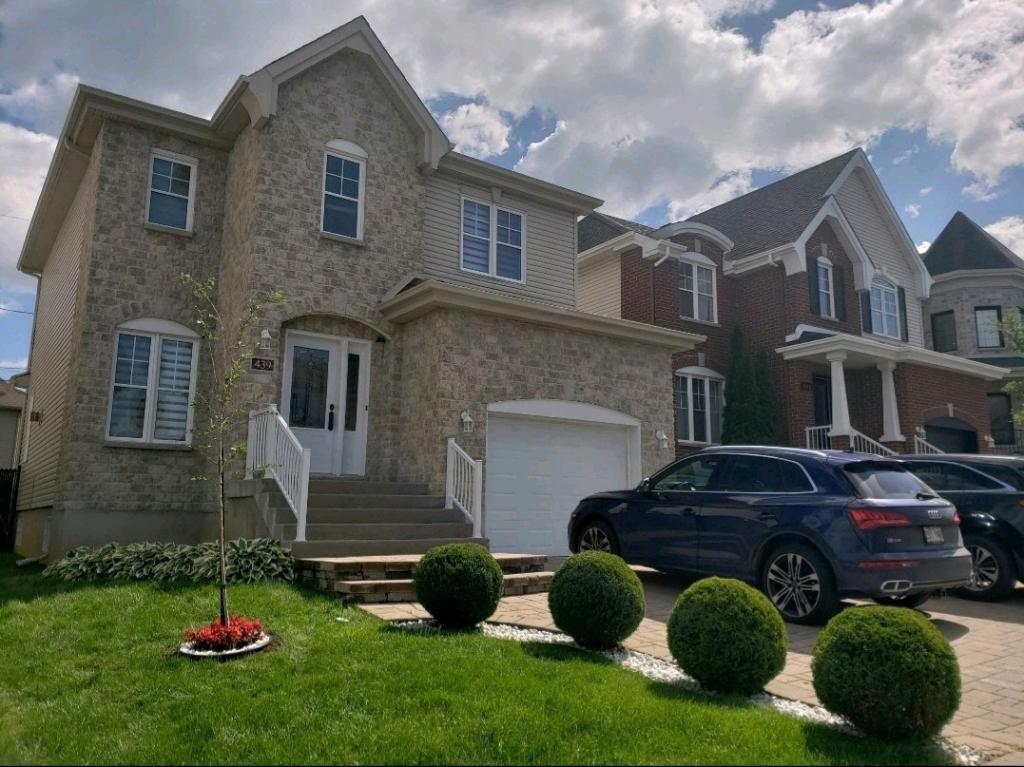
812,375,832,427
281,331,370,475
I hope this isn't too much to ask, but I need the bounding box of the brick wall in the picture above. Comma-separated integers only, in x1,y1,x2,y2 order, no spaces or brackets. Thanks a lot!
895,364,992,452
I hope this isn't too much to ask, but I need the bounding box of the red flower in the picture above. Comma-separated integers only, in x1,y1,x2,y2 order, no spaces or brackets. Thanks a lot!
184,615,264,651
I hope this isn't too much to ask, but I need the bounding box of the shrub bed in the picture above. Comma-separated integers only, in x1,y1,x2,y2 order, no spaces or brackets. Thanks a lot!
548,551,645,649
42,538,294,583
812,606,960,739
184,615,266,652
412,544,503,628
667,577,786,695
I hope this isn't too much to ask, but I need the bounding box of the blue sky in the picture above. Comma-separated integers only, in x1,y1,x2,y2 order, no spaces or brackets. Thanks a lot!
1,0,1023,378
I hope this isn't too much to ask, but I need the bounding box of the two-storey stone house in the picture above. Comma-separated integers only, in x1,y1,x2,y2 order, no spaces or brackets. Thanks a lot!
13,17,702,560
578,150,1005,456
922,211,1024,452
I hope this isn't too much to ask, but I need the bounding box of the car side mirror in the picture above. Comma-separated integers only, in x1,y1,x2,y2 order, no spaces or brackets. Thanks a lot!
637,478,651,493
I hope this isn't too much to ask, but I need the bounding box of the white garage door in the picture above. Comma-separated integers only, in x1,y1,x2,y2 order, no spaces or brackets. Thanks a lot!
485,414,631,555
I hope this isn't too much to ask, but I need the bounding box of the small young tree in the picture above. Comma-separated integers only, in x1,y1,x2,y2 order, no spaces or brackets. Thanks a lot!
1001,313,1024,432
722,326,782,444
752,349,783,444
183,274,285,624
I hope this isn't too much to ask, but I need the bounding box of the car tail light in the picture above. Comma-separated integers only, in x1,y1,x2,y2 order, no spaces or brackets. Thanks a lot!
953,511,961,525
857,560,920,570
846,507,912,531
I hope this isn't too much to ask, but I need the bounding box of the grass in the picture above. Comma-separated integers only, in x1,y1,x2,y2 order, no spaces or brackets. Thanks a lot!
0,553,951,765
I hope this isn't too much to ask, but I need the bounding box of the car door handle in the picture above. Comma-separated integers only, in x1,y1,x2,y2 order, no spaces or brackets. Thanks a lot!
757,511,776,522
681,507,697,516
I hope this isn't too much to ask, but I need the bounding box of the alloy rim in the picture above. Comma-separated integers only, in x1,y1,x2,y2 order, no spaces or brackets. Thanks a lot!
579,526,612,552
765,553,821,618
966,544,999,591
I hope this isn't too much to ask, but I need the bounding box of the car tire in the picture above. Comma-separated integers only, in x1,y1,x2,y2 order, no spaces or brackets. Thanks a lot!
761,542,840,625
574,518,620,556
954,535,1017,601
872,591,934,609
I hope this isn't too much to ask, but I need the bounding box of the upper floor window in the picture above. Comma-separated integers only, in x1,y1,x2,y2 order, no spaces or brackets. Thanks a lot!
816,257,834,318
931,310,957,352
975,306,1003,348
869,277,901,339
107,319,198,445
147,151,196,231
675,367,724,444
679,261,716,323
321,140,366,241
461,198,524,282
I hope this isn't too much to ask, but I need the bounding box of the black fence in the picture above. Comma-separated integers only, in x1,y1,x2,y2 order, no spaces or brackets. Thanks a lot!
0,468,20,551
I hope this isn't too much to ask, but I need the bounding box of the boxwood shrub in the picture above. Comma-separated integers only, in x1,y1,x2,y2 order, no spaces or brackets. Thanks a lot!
667,577,786,695
548,551,645,649
412,543,504,628
812,606,960,739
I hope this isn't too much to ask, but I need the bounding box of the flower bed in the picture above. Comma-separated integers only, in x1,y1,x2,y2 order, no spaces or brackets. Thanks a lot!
180,615,271,659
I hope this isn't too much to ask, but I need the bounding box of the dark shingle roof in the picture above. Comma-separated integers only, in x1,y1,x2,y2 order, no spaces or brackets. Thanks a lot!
685,149,859,260
923,212,1022,276
969,356,1024,370
577,211,655,252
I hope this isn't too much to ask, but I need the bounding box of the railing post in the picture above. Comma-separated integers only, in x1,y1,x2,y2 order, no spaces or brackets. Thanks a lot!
266,407,278,479
445,438,455,510
245,410,257,479
295,448,310,543
472,458,483,538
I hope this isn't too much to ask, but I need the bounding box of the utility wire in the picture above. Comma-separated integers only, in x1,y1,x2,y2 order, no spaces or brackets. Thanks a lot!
0,306,33,316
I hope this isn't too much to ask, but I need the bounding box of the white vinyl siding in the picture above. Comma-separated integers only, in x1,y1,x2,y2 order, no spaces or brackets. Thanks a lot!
576,254,622,318
423,172,576,307
835,168,924,345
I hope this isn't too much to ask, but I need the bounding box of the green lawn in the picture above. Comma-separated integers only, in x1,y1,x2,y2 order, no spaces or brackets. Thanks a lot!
0,553,951,765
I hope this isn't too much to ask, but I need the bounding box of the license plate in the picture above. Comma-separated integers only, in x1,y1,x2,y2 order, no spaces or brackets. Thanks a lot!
923,526,944,545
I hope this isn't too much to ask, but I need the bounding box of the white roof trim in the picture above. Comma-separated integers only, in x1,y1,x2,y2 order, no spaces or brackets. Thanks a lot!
675,365,724,380
650,221,734,253
722,244,800,277
784,323,842,343
652,241,716,268
795,197,876,292
576,231,662,267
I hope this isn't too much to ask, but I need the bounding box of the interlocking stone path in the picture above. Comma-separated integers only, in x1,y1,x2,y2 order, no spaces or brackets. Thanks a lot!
364,567,1024,759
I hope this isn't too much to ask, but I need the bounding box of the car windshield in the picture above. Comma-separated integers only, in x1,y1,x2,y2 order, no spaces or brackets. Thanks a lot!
843,461,934,500
971,463,1024,490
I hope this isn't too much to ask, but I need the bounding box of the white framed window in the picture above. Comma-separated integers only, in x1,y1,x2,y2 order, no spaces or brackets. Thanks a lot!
817,257,834,318
679,260,717,323
870,277,900,339
321,140,367,241
106,319,199,445
975,306,1003,349
146,150,197,231
675,367,725,445
460,197,525,282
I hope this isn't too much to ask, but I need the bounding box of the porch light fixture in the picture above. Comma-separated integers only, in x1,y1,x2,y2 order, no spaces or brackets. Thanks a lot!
460,410,474,434
258,328,277,353
656,430,670,449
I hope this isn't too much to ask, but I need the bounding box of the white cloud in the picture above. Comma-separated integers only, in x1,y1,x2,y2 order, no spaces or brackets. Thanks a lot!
0,122,55,294
905,203,921,218
986,216,1024,256
439,102,511,159
0,72,79,132
892,147,917,165
963,180,999,201
920,186,933,195
917,240,932,254
0,357,28,372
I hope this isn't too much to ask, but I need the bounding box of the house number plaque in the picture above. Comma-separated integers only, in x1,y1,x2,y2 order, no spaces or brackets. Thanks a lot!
251,358,275,372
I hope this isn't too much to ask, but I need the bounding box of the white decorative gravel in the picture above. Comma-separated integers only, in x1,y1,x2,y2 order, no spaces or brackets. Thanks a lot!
392,619,984,765
178,632,272,658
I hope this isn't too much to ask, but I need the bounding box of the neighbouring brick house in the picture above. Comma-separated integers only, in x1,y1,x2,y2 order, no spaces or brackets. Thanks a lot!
922,211,1024,453
577,150,1005,457
13,17,701,560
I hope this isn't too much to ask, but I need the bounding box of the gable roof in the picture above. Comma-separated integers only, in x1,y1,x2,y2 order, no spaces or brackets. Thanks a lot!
577,211,655,252
923,211,1023,276
686,149,859,261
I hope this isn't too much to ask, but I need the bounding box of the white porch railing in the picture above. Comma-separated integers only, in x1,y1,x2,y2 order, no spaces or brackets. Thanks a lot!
806,425,832,450
246,405,311,542
850,429,897,456
446,438,482,538
913,434,945,454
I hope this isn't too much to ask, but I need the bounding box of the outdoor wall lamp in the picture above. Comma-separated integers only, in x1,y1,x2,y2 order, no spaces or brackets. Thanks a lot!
461,411,474,434
258,328,277,353
656,430,670,449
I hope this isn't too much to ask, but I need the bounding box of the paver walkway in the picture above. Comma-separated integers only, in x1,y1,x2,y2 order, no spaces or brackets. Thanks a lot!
364,567,1024,759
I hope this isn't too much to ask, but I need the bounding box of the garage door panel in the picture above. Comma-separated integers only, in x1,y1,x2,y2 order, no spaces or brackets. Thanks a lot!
485,414,631,555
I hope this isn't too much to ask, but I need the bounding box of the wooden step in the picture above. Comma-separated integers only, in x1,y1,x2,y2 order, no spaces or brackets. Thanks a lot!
335,570,556,604
281,522,472,541
290,537,489,559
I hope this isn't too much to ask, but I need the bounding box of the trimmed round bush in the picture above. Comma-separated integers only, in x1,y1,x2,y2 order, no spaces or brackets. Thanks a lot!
412,544,503,628
812,606,960,739
548,551,645,649
667,577,786,695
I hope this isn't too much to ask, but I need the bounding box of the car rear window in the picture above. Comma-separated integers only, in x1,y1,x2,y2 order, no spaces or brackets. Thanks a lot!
843,461,933,499
971,464,1024,490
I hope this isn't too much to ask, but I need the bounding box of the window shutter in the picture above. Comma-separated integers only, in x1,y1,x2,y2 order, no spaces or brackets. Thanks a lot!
807,254,820,315
833,266,846,321
898,286,909,342
860,290,873,334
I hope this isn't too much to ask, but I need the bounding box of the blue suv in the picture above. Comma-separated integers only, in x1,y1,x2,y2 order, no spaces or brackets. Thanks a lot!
567,446,972,624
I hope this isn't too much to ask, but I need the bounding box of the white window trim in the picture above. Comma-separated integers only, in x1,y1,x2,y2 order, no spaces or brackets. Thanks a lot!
459,195,527,284
817,256,835,319
105,326,199,446
145,149,198,232
674,370,725,446
870,278,901,340
678,258,718,324
320,146,367,242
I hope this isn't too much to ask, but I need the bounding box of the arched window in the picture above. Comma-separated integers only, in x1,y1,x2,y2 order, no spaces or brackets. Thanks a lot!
321,139,367,241
674,366,725,444
107,318,199,444
869,276,900,339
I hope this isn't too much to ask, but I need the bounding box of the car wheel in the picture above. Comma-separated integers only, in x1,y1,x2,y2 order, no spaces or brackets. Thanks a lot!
575,519,619,556
761,542,839,625
954,535,1017,601
872,591,934,609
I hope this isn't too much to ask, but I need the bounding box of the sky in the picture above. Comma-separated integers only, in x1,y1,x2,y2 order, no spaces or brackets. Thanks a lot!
1,0,1023,378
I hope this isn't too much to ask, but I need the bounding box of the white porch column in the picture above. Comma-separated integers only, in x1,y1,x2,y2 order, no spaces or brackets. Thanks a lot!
827,352,852,437
878,360,904,442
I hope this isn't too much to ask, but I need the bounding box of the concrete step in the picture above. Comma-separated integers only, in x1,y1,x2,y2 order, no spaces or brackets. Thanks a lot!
308,493,445,510
335,570,556,603
290,537,488,559
282,522,472,541
307,480,429,495
296,551,547,581
303,507,468,524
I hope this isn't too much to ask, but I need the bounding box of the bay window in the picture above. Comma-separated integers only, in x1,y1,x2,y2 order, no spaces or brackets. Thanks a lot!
675,367,725,444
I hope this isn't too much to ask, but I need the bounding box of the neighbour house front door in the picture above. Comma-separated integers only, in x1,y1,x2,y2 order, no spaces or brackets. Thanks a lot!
812,375,832,427
281,331,370,475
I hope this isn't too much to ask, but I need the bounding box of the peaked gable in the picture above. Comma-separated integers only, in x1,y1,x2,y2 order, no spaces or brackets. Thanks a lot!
924,211,1023,276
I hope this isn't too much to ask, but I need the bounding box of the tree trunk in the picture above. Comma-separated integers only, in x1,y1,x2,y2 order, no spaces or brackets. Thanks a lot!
218,443,229,625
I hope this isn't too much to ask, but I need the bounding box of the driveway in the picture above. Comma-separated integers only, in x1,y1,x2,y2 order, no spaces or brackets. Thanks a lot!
364,570,1024,757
